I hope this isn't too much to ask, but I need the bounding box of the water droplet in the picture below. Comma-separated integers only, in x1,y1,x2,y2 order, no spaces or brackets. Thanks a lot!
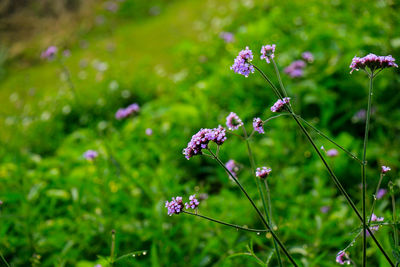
143,251,147,255
236,228,239,231
132,254,136,257
257,232,260,235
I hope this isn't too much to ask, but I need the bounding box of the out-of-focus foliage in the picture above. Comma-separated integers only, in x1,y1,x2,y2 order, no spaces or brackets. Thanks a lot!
0,0,399,266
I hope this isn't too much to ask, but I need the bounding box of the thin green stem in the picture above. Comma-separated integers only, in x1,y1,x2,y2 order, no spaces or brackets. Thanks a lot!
243,127,283,267
368,173,384,226
110,229,116,265
389,182,398,247
264,179,273,222
296,115,363,165
252,64,284,100
272,58,289,98
58,58,81,106
182,211,269,233
207,148,298,266
361,74,374,267
0,253,10,267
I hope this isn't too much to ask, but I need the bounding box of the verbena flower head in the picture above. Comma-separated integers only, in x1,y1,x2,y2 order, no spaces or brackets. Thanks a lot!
185,194,200,209
253,117,264,134
350,53,398,74
256,167,272,179
220,32,234,43
41,46,58,60
145,128,153,136
376,189,387,199
271,97,290,112
183,126,227,160
225,159,239,178
165,196,184,216
231,46,254,77
226,112,243,130
260,44,276,63
336,251,350,265
368,213,384,235
284,60,306,78
326,149,339,157
83,150,98,161
115,103,140,120
382,166,391,173
302,51,314,63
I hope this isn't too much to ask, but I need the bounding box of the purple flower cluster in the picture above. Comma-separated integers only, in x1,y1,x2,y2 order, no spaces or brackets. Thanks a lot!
326,148,339,157
145,128,153,136
302,51,314,63
41,46,58,60
230,46,254,77
185,195,200,209
220,32,234,43
226,112,243,131
336,251,350,265
165,196,184,216
381,166,391,173
350,53,398,74
367,213,384,235
115,103,140,120
253,117,264,134
256,167,272,179
83,150,98,161
183,126,227,160
225,159,239,178
270,97,290,112
260,44,276,64
284,60,306,78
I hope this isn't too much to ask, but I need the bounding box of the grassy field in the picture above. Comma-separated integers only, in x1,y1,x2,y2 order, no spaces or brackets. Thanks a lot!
0,0,400,266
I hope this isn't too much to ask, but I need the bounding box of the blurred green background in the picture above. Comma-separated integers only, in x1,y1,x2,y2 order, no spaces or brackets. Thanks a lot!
0,0,399,266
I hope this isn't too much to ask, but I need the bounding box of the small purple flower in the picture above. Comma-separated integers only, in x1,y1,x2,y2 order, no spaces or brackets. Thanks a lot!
336,251,350,265
270,98,290,113
231,46,255,77
320,206,330,213
253,117,264,134
260,44,276,64
225,159,239,178
326,149,339,157
0,200,3,205
185,194,200,209
83,150,98,161
41,46,58,60
367,213,384,236
183,126,227,160
376,189,387,199
220,32,234,43
63,50,71,58
115,103,140,120
145,128,153,136
284,60,306,78
382,166,391,174
165,196,184,216
302,51,314,63
226,112,243,131
256,167,272,179
350,53,398,74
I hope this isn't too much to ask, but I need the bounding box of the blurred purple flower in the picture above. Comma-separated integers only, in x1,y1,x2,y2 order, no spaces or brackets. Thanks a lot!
367,213,384,236
115,103,140,120
63,50,71,58
220,32,234,43
104,1,119,12
256,167,271,179
165,196,183,216
145,128,153,136
350,53,398,74
260,44,276,64
253,117,264,134
382,166,391,174
326,149,338,157
284,60,306,78
376,189,387,199
185,195,200,209
225,159,239,178
41,46,58,60
336,251,350,265
302,51,314,63
271,97,290,112
226,112,243,131
83,150,98,161
230,46,254,77
320,206,330,213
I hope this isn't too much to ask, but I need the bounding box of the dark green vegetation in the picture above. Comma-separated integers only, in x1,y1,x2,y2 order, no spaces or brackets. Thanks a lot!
0,0,399,266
